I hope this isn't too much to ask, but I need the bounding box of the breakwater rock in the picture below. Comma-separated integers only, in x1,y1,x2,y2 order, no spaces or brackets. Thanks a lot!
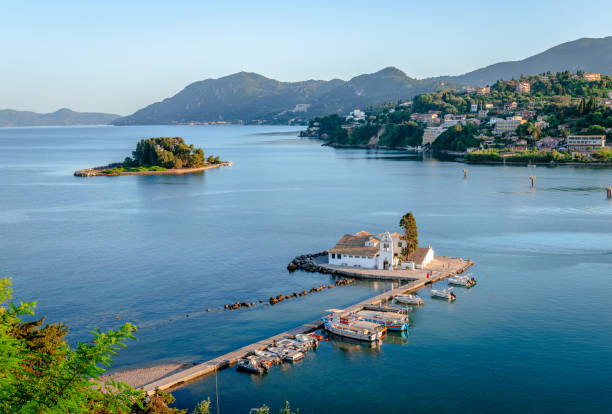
222,277,355,310
287,251,328,273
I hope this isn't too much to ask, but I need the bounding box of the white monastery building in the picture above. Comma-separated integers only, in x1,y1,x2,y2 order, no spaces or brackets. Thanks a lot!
328,231,434,270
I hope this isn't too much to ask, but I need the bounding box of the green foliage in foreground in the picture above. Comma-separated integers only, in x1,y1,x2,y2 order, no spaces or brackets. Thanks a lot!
0,277,302,414
255,401,300,414
0,277,190,413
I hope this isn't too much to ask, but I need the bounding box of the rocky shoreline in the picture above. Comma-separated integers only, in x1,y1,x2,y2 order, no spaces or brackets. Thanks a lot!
74,161,232,177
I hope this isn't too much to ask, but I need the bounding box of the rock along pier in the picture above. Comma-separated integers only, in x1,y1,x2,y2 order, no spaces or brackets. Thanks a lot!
139,253,473,395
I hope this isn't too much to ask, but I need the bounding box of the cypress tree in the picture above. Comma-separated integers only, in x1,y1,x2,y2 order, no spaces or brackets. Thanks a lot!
399,212,418,258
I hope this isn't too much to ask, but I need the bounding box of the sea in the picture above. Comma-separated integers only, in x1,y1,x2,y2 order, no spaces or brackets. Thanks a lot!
1,125,611,413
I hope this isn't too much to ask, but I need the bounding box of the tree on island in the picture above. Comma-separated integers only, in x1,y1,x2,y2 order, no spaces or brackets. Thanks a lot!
399,212,418,258
124,137,218,169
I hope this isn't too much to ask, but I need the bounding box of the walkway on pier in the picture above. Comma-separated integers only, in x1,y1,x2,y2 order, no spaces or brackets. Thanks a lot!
141,256,473,395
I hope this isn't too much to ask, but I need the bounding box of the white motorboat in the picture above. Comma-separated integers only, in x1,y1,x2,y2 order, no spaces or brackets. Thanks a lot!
267,345,304,362
237,357,267,374
253,350,281,365
247,354,273,370
355,310,409,332
295,333,319,349
277,338,309,352
431,287,456,301
449,274,477,287
323,310,386,342
395,294,424,305
363,304,411,315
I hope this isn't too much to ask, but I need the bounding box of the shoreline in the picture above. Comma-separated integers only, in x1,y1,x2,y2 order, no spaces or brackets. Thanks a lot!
465,160,612,166
317,139,612,167
74,161,232,177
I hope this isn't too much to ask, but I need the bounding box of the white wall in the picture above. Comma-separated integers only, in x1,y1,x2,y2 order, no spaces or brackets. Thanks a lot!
328,252,377,269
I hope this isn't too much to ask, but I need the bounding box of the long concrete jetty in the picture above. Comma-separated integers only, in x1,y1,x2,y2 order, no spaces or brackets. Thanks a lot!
141,255,473,395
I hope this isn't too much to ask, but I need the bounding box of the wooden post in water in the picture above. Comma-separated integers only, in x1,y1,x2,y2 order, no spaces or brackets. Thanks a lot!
607,186,612,199
530,176,536,188
463,168,468,179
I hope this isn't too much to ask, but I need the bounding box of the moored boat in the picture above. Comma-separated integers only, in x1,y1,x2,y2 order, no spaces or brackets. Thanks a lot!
355,310,409,332
449,274,477,287
307,333,323,341
395,294,424,305
237,357,267,374
363,304,412,314
323,310,386,342
253,350,281,365
431,287,456,301
295,333,319,349
267,345,304,362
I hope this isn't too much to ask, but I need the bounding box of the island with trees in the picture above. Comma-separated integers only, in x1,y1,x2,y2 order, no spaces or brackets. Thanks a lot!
301,71,612,165
74,137,231,177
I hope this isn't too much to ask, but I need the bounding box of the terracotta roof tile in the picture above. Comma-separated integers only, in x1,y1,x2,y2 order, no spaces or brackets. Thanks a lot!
330,234,379,256
407,247,431,264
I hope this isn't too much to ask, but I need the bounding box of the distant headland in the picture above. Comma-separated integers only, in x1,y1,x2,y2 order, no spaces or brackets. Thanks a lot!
74,137,231,177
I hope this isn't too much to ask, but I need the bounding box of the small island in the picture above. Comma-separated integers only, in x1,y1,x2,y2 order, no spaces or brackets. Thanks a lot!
74,137,231,176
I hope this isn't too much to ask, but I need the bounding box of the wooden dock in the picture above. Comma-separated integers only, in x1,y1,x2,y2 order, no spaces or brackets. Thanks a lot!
142,257,473,395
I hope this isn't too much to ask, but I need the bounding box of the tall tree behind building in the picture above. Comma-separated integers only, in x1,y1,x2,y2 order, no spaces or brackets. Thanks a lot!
399,212,418,257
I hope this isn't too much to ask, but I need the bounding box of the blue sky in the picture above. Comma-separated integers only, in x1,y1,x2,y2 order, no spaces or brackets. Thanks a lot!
2,0,611,114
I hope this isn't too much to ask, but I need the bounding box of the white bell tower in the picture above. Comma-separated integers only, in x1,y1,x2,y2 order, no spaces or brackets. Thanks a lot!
378,231,394,270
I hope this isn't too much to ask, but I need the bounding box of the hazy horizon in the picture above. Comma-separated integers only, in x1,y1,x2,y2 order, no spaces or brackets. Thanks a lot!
2,0,612,115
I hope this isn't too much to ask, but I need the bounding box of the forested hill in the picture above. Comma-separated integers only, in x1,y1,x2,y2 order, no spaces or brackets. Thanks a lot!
112,68,456,126
0,108,119,127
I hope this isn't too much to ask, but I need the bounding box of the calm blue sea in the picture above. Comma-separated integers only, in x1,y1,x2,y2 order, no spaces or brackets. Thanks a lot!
1,125,611,413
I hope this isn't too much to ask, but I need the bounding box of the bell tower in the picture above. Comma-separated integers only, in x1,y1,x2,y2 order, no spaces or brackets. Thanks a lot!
378,231,394,270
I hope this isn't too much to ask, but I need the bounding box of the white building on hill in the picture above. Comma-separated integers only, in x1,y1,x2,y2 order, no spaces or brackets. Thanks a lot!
328,231,434,270
423,127,445,145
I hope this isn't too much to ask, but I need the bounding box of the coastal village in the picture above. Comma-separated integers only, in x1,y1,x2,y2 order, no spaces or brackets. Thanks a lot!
303,71,612,163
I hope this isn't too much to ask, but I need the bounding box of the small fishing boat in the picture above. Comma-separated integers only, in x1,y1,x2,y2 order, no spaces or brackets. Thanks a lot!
247,354,273,369
307,333,323,341
267,345,304,362
449,274,477,287
253,350,281,365
395,294,424,305
355,310,409,332
363,304,411,315
431,288,456,301
237,358,267,374
323,310,386,342
295,334,319,349
277,338,309,352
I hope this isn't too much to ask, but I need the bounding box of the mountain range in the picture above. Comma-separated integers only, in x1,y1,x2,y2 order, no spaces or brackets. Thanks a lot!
0,108,119,127
113,36,612,125
4,36,612,127
112,68,461,125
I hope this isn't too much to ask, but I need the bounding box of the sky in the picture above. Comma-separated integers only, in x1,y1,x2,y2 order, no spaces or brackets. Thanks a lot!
2,0,612,115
